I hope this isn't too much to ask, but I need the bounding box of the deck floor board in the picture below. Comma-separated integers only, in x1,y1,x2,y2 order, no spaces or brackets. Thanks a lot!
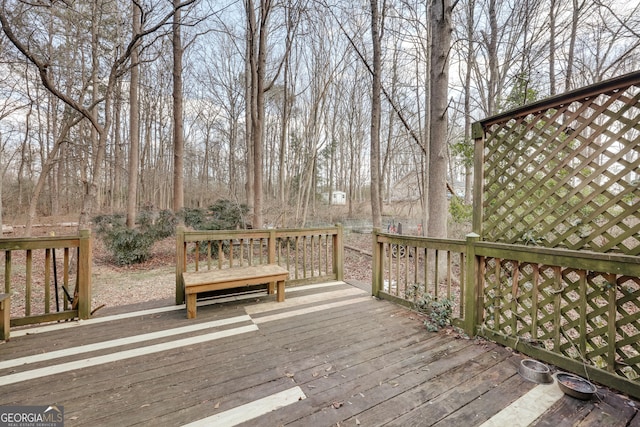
1,281,637,426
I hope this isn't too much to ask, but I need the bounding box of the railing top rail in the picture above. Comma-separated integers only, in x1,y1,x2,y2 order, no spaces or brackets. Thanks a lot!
473,70,640,130
275,227,340,236
0,235,82,250
374,231,467,251
476,241,640,276
180,226,341,241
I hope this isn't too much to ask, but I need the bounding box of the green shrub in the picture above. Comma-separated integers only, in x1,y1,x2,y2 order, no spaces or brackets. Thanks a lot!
93,209,177,266
179,200,249,231
415,293,454,332
104,227,155,266
206,199,249,230
179,207,206,229
406,284,454,332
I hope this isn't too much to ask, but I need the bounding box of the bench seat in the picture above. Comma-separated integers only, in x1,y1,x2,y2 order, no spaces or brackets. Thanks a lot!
182,264,289,319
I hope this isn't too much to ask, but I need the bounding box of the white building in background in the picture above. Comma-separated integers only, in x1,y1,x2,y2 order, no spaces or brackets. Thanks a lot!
321,191,347,205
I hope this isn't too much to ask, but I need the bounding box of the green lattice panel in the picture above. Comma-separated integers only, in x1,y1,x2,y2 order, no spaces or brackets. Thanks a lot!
482,84,640,255
482,256,640,381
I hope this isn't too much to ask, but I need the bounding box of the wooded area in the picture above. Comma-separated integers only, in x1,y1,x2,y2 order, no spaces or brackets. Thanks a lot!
0,0,638,234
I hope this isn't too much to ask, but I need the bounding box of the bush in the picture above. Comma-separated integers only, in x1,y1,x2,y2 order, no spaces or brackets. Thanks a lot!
93,209,178,266
104,227,155,266
205,199,249,230
178,200,249,231
179,207,206,229
417,293,454,332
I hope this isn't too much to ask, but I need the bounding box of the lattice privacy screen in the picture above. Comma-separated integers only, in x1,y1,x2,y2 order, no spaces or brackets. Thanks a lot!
482,258,640,381
480,79,640,255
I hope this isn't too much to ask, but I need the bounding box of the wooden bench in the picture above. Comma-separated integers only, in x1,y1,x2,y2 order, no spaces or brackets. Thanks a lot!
0,293,10,341
182,264,289,319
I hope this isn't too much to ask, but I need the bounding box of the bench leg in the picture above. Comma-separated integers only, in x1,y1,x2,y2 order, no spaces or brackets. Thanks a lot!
277,280,285,302
267,282,275,295
186,294,197,319
0,297,9,341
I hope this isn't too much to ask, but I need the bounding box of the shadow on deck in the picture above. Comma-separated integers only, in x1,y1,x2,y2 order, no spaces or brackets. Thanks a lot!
1,281,638,426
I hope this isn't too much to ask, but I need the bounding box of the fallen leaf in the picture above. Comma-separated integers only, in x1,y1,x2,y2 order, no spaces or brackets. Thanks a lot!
214,402,220,409
140,404,150,408
285,372,295,378
326,365,333,371
332,401,343,409
312,372,319,377
356,418,361,425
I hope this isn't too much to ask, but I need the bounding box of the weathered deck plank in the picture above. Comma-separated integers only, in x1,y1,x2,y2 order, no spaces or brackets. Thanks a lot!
0,281,638,426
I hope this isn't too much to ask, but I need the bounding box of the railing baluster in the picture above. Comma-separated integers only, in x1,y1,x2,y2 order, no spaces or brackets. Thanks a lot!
4,251,10,294
45,249,51,314
195,242,200,272
25,249,32,316
310,235,315,278
64,248,70,310
302,236,307,278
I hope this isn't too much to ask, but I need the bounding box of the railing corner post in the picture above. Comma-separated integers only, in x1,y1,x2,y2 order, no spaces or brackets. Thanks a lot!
176,225,186,305
372,228,382,298
333,223,344,281
78,229,92,319
464,232,480,337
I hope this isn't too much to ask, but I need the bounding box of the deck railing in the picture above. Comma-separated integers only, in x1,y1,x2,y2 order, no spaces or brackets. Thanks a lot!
372,230,640,399
372,230,467,320
465,71,640,398
0,230,92,327
175,225,344,304
469,240,640,399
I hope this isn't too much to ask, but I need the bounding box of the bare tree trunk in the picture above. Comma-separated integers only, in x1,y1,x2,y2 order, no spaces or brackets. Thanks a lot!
565,0,586,91
244,27,254,214
127,2,141,227
173,0,185,213
427,0,452,239
113,79,123,211
278,41,290,209
463,0,474,205
246,0,273,229
487,0,498,115
369,0,382,229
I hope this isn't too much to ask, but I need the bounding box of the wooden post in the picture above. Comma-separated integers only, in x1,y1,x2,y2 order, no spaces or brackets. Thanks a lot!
463,232,480,336
471,122,485,236
372,228,383,297
176,226,185,305
77,229,92,319
268,229,276,264
0,293,10,341
333,224,344,281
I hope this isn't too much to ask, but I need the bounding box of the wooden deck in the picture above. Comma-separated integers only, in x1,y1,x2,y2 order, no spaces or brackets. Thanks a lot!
1,281,638,426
